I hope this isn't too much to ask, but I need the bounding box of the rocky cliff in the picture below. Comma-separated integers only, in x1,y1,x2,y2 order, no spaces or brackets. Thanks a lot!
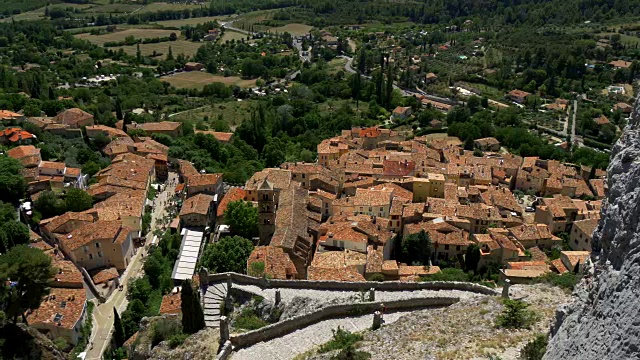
544,97,640,359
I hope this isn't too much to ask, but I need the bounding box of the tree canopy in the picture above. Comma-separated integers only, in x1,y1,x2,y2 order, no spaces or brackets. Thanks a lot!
0,245,55,324
399,230,433,266
224,200,259,239
0,157,26,204
199,236,254,274
181,279,205,334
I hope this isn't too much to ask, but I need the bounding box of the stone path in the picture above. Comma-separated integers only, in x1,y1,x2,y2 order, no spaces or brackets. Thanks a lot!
232,283,480,304
230,310,411,360
204,283,227,328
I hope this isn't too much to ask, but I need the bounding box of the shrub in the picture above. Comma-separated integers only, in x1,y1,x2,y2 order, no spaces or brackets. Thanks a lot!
421,268,469,282
495,299,538,329
366,273,385,282
234,308,268,330
168,333,189,349
521,334,548,360
318,327,363,353
151,319,182,347
53,337,71,351
535,272,579,291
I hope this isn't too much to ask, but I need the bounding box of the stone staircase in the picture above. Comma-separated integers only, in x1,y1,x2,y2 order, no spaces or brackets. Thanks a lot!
204,282,227,328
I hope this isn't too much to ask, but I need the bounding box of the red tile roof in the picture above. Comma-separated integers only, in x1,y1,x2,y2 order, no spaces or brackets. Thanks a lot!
217,187,247,217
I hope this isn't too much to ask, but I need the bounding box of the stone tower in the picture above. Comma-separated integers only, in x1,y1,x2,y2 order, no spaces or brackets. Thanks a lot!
257,178,276,245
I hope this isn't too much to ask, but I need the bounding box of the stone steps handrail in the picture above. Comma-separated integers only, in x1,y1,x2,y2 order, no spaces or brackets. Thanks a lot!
199,270,498,296
228,296,459,349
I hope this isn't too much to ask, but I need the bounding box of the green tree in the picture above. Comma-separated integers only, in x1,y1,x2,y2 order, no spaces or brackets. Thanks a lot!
181,279,205,334
199,236,254,274
496,299,538,329
0,245,55,324
64,188,93,212
143,251,166,289
113,308,125,348
81,161,101,177
465,244,481,272
224,200,258,239
0,201,17,223
34,191,67,219
0,221,30,253
0,157,26,204
400,230,432,266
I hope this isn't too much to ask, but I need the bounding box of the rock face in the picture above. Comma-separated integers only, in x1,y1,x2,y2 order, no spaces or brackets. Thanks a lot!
544,97,640,359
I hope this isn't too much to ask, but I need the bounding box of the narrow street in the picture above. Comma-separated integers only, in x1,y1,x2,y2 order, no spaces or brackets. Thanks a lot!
84,172,179,360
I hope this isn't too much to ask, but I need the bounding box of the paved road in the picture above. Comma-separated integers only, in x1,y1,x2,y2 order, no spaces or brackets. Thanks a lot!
84,173,179,360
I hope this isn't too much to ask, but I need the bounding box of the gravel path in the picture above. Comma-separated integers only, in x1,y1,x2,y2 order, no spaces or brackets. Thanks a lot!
231,310,412,360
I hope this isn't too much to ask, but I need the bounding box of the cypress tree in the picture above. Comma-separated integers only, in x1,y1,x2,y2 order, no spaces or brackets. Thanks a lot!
181,279,205,334
113,308,125,348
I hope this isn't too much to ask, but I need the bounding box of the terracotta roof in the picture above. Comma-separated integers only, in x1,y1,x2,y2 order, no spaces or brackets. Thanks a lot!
39,161,66,171
561,251,590,269
589,179,606,198
50,255,83,287
245,168,292,191
41,212,95,235
7,145,41,167
86,125,128,138
247,246,298,279
27,287,86,330
319,221,368,244
551,259,568,274
270,185,311,257
383,159,415,176
63,220,128,251
593,115,610,126
188,173,222,188
0,109,22,120
307,266,365,282
130,121,181,133
508,89,531,98
573,218,599,237
194,130,233,142
528,246,548,262
91,267,119,284
2,127,36,142
159,292,182,315
54,108,94,127
180,193,214,216
609,60,632,68
217,187,247,217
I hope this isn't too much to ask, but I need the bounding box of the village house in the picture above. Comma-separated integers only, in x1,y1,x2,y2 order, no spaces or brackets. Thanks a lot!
27,287,88,344
179,193,215,228
411,174,446,201
507,89,531,104
392,106,412,120
534,195,601,234
560,250,590,273
58,220,136,272
0,127,36,144
608,60,632,69
186,173,223,198
473,137,500,152
404,219,472,262
127,121,183,138
613,102,633,114
86,125,129,139
269,184,313,277
159,291,182,315
424,72,438,84
473,230,522,268
7,144,41,168
216,187,247,223
507,223,561,249
245,168,292,243
0,109,25,123
53,108,95,129
570,218,598,251
317,137,350,167
307,249,366,281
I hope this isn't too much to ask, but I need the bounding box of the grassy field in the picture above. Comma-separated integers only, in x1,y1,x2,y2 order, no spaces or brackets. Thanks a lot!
220,30,250,43
76,29,178,45
327,58,347,74
595,32,640,46
120,40,204,58
270,23,313,36
83,3,141,14
0,2,92,22
172,100,256,129
139,2,206,13
161,72,257,90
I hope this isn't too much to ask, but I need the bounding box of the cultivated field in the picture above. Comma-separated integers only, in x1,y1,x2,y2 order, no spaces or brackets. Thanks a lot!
270,23,313,36
161,72,257,90
120,40,204,58
139,2,206,13
76,29,178,46
0,2,93,22
153,15,230,27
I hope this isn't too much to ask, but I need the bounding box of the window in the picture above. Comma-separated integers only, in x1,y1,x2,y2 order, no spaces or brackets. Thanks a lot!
60,301,67,309
95,243,100,248
89,254,93,260
302,174,305,179
456,245,461,251
98,251,103,258
83,246,89,253
53,313,63,323
444,245,450,250
369,207,372,212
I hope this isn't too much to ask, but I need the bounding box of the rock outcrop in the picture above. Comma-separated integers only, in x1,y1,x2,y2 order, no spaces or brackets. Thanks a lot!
544,97,640,359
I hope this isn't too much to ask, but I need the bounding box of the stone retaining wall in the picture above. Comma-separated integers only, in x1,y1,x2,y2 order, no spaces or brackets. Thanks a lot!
229,296,458,349
216,340,233,360
201,271,497,296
